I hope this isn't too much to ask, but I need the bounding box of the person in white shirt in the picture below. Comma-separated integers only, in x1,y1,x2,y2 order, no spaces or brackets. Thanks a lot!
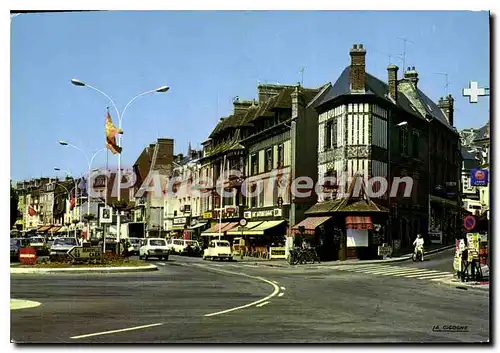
413,233,424,260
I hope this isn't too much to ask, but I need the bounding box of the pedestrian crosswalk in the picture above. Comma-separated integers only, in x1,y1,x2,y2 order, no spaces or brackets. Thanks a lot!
326,264,455,282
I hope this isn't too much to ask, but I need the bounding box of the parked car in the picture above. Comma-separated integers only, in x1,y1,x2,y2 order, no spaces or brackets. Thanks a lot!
203,240,233,261
139,238,169,261
49,237,79,261
28,236,48,255
168,239,202,256
10,238,29,260
128,237,142,256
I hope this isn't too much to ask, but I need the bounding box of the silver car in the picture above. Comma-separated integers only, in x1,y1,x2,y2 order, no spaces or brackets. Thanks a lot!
49,237,79,261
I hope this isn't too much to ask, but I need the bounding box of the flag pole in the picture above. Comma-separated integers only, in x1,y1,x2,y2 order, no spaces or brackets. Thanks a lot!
218,155,226,240
103,107,109,256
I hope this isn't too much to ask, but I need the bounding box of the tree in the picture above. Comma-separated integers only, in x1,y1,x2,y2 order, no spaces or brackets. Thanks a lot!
10,184,19,229
83,213,96,223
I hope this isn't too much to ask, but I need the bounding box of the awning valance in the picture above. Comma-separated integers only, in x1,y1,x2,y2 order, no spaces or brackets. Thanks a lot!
291,216,331,235
229,220,285,236
346,216,373,230
57,226,69,233
227,221,263,235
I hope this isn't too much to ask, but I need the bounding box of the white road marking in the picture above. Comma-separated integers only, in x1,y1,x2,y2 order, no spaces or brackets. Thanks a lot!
280,286,286,290
256,301,270,307
272,280,279,284
70,323,164,340
211,264,222,267
10,299,41,310
403,270,443,278
242,264,259,268
431,276,455,281
278,292,284,297
391,270,437,277
157,263,166,266
188,264,280,317
413,273,454,280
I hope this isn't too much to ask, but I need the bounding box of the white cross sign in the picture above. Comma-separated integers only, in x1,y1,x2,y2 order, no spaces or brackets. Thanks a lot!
463,81,489,103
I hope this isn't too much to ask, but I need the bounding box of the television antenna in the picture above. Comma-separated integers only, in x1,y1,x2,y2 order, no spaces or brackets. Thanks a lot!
397,37,415,73
435,73,450,95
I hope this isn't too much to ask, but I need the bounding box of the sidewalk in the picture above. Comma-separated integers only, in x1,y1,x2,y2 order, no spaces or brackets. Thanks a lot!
236,244,455,268
442,278,490,292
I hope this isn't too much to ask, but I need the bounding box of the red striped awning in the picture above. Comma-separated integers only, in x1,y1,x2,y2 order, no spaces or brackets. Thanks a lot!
345,216,374,230
37,225,52,233
202,222,230,235
291,216,331,235
221,222,239,232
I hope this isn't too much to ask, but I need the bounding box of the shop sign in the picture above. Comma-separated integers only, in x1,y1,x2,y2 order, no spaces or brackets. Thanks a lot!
173,217,187,225
251,210,274,218
201,212,212,219
471,169,488,187
429,229,442,244
269,247,286,259
378,244,393,258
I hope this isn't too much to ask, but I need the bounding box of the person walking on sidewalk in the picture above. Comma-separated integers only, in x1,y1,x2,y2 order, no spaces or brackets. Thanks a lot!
413,233,425,261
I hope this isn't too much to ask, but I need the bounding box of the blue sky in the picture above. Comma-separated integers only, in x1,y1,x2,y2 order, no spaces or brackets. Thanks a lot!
10,10,490,182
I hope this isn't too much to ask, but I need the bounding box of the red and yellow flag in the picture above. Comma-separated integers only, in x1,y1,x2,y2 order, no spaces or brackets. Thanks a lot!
105,111,123,154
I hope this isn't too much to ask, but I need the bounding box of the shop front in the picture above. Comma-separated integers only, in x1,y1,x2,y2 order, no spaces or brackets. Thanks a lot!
171,217,189,238
296,175,389,261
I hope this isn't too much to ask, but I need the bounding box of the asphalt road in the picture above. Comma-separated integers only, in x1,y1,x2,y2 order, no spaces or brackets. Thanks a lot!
394,248,456,272
11,255,490,343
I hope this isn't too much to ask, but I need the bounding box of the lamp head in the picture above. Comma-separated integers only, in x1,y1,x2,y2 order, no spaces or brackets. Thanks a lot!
156,86,170,93
71,79,86,87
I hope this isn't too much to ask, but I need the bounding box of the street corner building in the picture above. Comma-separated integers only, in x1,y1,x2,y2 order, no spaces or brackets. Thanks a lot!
295,43,462,260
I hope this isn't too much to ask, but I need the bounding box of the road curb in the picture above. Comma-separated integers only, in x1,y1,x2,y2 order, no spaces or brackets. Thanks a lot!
10,264,158,274
440,279,490,292
243,245,455,268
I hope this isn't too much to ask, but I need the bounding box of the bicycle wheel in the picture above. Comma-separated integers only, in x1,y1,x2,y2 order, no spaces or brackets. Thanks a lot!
292,253,300,265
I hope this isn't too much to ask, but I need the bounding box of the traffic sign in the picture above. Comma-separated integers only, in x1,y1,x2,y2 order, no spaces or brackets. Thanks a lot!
67,246,102,260
239,218,247,227
464,215,476,231
19,247,37,265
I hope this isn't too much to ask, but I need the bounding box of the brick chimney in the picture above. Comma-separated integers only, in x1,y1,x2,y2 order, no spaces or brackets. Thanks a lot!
387,64,399,102
438,94,455,126
233,97,253,114
257,84,284,103
349,44,367,92
404,66,419,87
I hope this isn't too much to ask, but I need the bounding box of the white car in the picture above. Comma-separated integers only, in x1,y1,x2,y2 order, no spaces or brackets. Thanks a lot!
139,238,170,261
168,239,201,255
203,240,233,261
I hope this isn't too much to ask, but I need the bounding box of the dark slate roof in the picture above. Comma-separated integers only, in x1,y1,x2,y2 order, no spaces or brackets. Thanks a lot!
461,147,476,160
313,66,455,131
474,121,490,141
415,87,450,127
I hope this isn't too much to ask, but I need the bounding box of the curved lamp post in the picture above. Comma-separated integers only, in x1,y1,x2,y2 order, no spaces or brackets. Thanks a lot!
387,120,408,248
57,143,106,238
54,167,81,237
70,79,169,244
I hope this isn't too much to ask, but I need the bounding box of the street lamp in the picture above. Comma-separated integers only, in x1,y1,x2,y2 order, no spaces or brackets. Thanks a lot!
71,78,169,244
387,119,408,249
58,142,106,237
54,167,80,237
